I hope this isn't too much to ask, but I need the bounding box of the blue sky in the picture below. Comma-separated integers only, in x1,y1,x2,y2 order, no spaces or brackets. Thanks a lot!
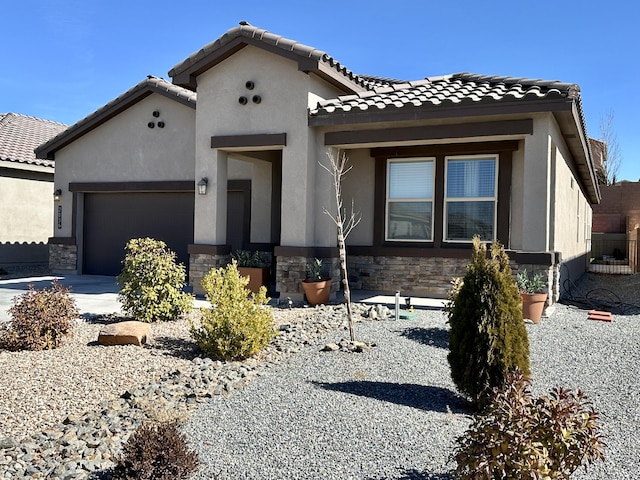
3,0,638,180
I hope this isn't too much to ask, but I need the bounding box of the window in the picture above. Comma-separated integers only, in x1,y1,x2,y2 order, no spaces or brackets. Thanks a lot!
386,159,434,241
444,155,497,241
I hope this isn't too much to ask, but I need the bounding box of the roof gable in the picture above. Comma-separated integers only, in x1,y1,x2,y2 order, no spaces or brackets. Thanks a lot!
35,76,196,160
0,113,67,169
169,23,368,94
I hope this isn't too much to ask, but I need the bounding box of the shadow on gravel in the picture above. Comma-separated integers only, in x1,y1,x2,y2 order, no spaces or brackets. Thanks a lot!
399,326,449,349
312,380,470,414
366,470,453,480
149,335,200,360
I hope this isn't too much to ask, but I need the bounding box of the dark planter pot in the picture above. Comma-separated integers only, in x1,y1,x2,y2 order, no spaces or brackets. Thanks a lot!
521,292,548,324
237,267,270,294
301,279,332,306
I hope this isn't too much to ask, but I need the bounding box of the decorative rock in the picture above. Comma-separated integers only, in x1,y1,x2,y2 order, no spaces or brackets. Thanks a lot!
321,343,339,352
98,321,150,347
0,437,17,449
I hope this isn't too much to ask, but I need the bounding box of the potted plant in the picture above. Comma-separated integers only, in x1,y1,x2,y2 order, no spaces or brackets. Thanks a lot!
232,250,270,294
301,258,332,305
517,269,548,324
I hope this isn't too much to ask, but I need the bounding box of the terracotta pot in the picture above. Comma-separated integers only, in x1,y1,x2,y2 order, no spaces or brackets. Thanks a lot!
301,279,332,305
521,292,548,324
237,267,270,294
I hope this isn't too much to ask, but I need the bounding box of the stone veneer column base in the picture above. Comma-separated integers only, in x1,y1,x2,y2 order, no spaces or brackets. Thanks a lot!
48,242,78,274
274,247,340,302
189,253,231,296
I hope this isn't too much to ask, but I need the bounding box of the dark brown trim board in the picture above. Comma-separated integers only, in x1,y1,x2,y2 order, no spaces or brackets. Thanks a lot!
69,181,195,193
274,246,340,258
48,237,76,245
325,120,533,146
211,133,287,149
188,244,231,255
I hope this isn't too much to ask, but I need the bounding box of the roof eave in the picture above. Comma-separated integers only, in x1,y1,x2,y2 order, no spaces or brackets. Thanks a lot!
170,36,365,94
35,80,196,160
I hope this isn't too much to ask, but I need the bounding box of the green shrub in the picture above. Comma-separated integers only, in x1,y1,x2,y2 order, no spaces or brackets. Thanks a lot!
112,420,199,480
190,260,275,360
446,236,530,407
0,280,78,351
452,369,605,479
117,238,192,323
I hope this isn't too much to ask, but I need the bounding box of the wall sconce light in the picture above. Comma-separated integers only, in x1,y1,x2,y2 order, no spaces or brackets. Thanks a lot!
197,177,208,195
54,189,62,201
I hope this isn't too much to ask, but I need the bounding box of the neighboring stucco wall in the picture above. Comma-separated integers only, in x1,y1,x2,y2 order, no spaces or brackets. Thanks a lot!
193,46,344,248
52,94,197,238
0,165,53,243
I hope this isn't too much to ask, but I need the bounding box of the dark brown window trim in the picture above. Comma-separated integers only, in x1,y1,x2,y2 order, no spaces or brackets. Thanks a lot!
373,141,517,250
325,120,532,146
188,244,231,255
69,181,195,193
211,133,287,149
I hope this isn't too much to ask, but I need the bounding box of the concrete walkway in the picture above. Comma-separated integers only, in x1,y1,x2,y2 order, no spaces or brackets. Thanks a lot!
0,275,123,322
0,274,446,323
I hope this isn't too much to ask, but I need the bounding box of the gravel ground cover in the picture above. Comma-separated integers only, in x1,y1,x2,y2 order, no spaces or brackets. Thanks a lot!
0,272,638,479
184,274,640,480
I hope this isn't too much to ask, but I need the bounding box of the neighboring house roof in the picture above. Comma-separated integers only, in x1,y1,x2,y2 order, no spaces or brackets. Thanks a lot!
169,22,369,94
35,76,196,160
0,113,67,169
310,72,599,204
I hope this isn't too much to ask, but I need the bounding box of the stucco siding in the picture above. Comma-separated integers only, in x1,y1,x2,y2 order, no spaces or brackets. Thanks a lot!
52,95,196,238
193,45,338,248
341,148,375,246
549,118,592,264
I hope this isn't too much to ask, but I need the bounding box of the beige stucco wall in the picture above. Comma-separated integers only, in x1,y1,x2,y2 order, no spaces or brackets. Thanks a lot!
193,45,345,248
0,164,53,243
340,148,375,245
548,118,592,262
52,94,197,238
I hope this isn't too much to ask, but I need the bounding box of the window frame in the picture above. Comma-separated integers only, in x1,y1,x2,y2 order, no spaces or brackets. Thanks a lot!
385,157,435,243
443,154,499,243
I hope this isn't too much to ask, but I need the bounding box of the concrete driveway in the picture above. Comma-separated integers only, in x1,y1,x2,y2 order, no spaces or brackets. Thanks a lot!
0,275,123,322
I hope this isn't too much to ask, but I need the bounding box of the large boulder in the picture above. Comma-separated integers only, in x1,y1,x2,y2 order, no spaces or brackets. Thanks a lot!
98,321,150,347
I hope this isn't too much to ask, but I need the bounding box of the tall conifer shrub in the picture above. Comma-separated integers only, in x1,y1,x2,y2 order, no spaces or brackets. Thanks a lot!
446,236,530,408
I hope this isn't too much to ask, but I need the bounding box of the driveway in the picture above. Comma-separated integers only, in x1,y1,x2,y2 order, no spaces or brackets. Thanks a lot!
0,275,122,322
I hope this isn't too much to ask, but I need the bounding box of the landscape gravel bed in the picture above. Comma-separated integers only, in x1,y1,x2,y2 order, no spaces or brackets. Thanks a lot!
0,273,638,479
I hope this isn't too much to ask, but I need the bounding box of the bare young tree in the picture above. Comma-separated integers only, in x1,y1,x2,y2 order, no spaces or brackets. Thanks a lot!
320,149,362,342
597,110,622,185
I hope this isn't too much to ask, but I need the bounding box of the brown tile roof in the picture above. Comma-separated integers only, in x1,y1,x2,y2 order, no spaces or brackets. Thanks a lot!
169,23,369,92
36,76,196,160
311,73,580,116
0,113,67,168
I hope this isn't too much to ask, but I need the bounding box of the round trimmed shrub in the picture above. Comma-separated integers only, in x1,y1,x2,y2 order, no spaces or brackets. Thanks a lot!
446,236,530,407
190,260,275,360
117,237,193,323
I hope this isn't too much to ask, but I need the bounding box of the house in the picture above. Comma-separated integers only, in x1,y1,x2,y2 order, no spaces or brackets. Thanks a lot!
0,113,67,268
36,23,599,302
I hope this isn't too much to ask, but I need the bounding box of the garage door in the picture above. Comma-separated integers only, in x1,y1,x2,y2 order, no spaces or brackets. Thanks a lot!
83,192,194,276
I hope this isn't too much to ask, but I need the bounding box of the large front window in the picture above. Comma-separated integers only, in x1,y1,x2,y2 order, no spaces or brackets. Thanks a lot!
386,158,434,241
444,155,497,241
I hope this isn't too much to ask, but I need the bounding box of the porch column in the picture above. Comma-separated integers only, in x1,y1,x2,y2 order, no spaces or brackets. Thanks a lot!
194,149,228,245
190,150,229,294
